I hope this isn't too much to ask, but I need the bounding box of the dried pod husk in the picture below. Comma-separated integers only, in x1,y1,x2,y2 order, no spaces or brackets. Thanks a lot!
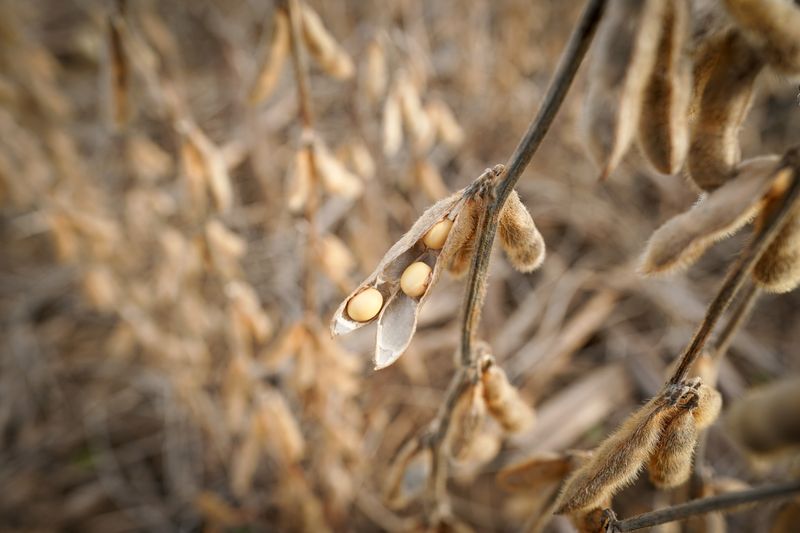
447,382,488,460
724,0,800,75
498,189,545,273
315,140,363,200
725,376,800,457
248,9,289,105
555,383,699,513
382,88,403,157
364,38,387,102
397,74,435,153
639,155,781,275
581,0,666,180
637,0,691,175
497,450,592,493
287,146,312,212
693,383,723,430
426,98,465,149
299,4,354,80
444,197,481,278
383,438,431,510
648,409,698,488
330,188,475,369
178,120,234,212
753,171,800,292
687,28,764,191
480,358,535,432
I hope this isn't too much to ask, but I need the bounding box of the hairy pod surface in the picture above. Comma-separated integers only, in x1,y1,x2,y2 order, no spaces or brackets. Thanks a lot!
581,0,665,180
640,156,780,275
724,0,800,75
555,383,700,513
497,190,546,273
687,28,764,191
753,185,800,292
480,359,535,433
648,409,698,488
638,0,691,175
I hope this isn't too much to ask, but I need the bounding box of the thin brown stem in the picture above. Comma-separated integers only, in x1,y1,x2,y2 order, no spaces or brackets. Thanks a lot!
283,0,320,314
607,479,800,532
459,0,608,365
669,149,800,385
711,282,760,365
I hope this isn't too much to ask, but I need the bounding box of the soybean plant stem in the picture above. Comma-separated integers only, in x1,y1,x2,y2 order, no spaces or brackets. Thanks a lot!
283,0,320,314
607,479,800,532
669,148,800,386
459,0,608,364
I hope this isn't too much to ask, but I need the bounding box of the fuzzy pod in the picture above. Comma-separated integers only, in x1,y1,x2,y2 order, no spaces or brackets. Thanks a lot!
639,155,781,275
248,9,289,105
753,170,800,292
299,3,354,80
443,197,481,277
581,0,666,180
687,28,764,191
637,0,691,175
480,359,535,433
555,382,700,514
498,190,545,273
724,0,800,75
447,382,488,460
648,409,698,488
725,376,800,457
692,383,723,430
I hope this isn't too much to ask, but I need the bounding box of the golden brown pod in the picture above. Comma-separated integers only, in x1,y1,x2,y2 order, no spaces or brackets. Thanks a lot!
724,0,800,75
639,156,780,275
753,197,800,293
248,10,289,105
687,28,764,191
637,0,691,175
498,190,546,273
480,357,535,433
648,409,698,488
555,382,700,513
581,0,665,180
299,3,354,80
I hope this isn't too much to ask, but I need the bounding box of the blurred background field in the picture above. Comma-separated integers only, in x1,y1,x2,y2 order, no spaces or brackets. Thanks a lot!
1,0,799,531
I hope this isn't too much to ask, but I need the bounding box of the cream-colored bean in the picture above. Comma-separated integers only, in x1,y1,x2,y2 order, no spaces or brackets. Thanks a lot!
346,288,383,322
400,262,432,298
422,219,453,249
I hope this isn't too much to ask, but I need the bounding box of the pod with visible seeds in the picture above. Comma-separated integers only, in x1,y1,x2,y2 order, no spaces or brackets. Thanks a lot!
724,0,800,75
423,219,454,250
299,4,354,80
346,288,383,322
581,0,666,180
248,10,289,105
498,190,545,273
330,168,499,370
480,357,535,432
637,0,691,175
400,261,432,298
687,28,764,191
639,155,781,276
648,409,698,488
555,382,699,513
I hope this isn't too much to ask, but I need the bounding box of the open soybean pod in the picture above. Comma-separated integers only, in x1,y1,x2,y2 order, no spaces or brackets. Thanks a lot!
687,28,764,191
330,174,491,369
637,0,691,175
724,0,800,76
581,0,665,180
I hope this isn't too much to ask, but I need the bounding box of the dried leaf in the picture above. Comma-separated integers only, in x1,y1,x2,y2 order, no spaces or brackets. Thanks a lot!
249,10,289,105
300,3,354,80
639,155,780,275
581,0,666,180
687,28,764,191
637,0,691,175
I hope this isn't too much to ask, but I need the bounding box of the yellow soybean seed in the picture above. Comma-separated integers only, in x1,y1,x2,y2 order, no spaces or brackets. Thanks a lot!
346,288,383,322
400,262,432,298
422,219,453,249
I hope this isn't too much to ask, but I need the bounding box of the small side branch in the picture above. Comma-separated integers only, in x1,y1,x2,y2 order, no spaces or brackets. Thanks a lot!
607,479,800,532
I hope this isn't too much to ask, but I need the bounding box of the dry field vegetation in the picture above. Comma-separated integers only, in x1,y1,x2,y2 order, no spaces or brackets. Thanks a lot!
2,0,800,531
